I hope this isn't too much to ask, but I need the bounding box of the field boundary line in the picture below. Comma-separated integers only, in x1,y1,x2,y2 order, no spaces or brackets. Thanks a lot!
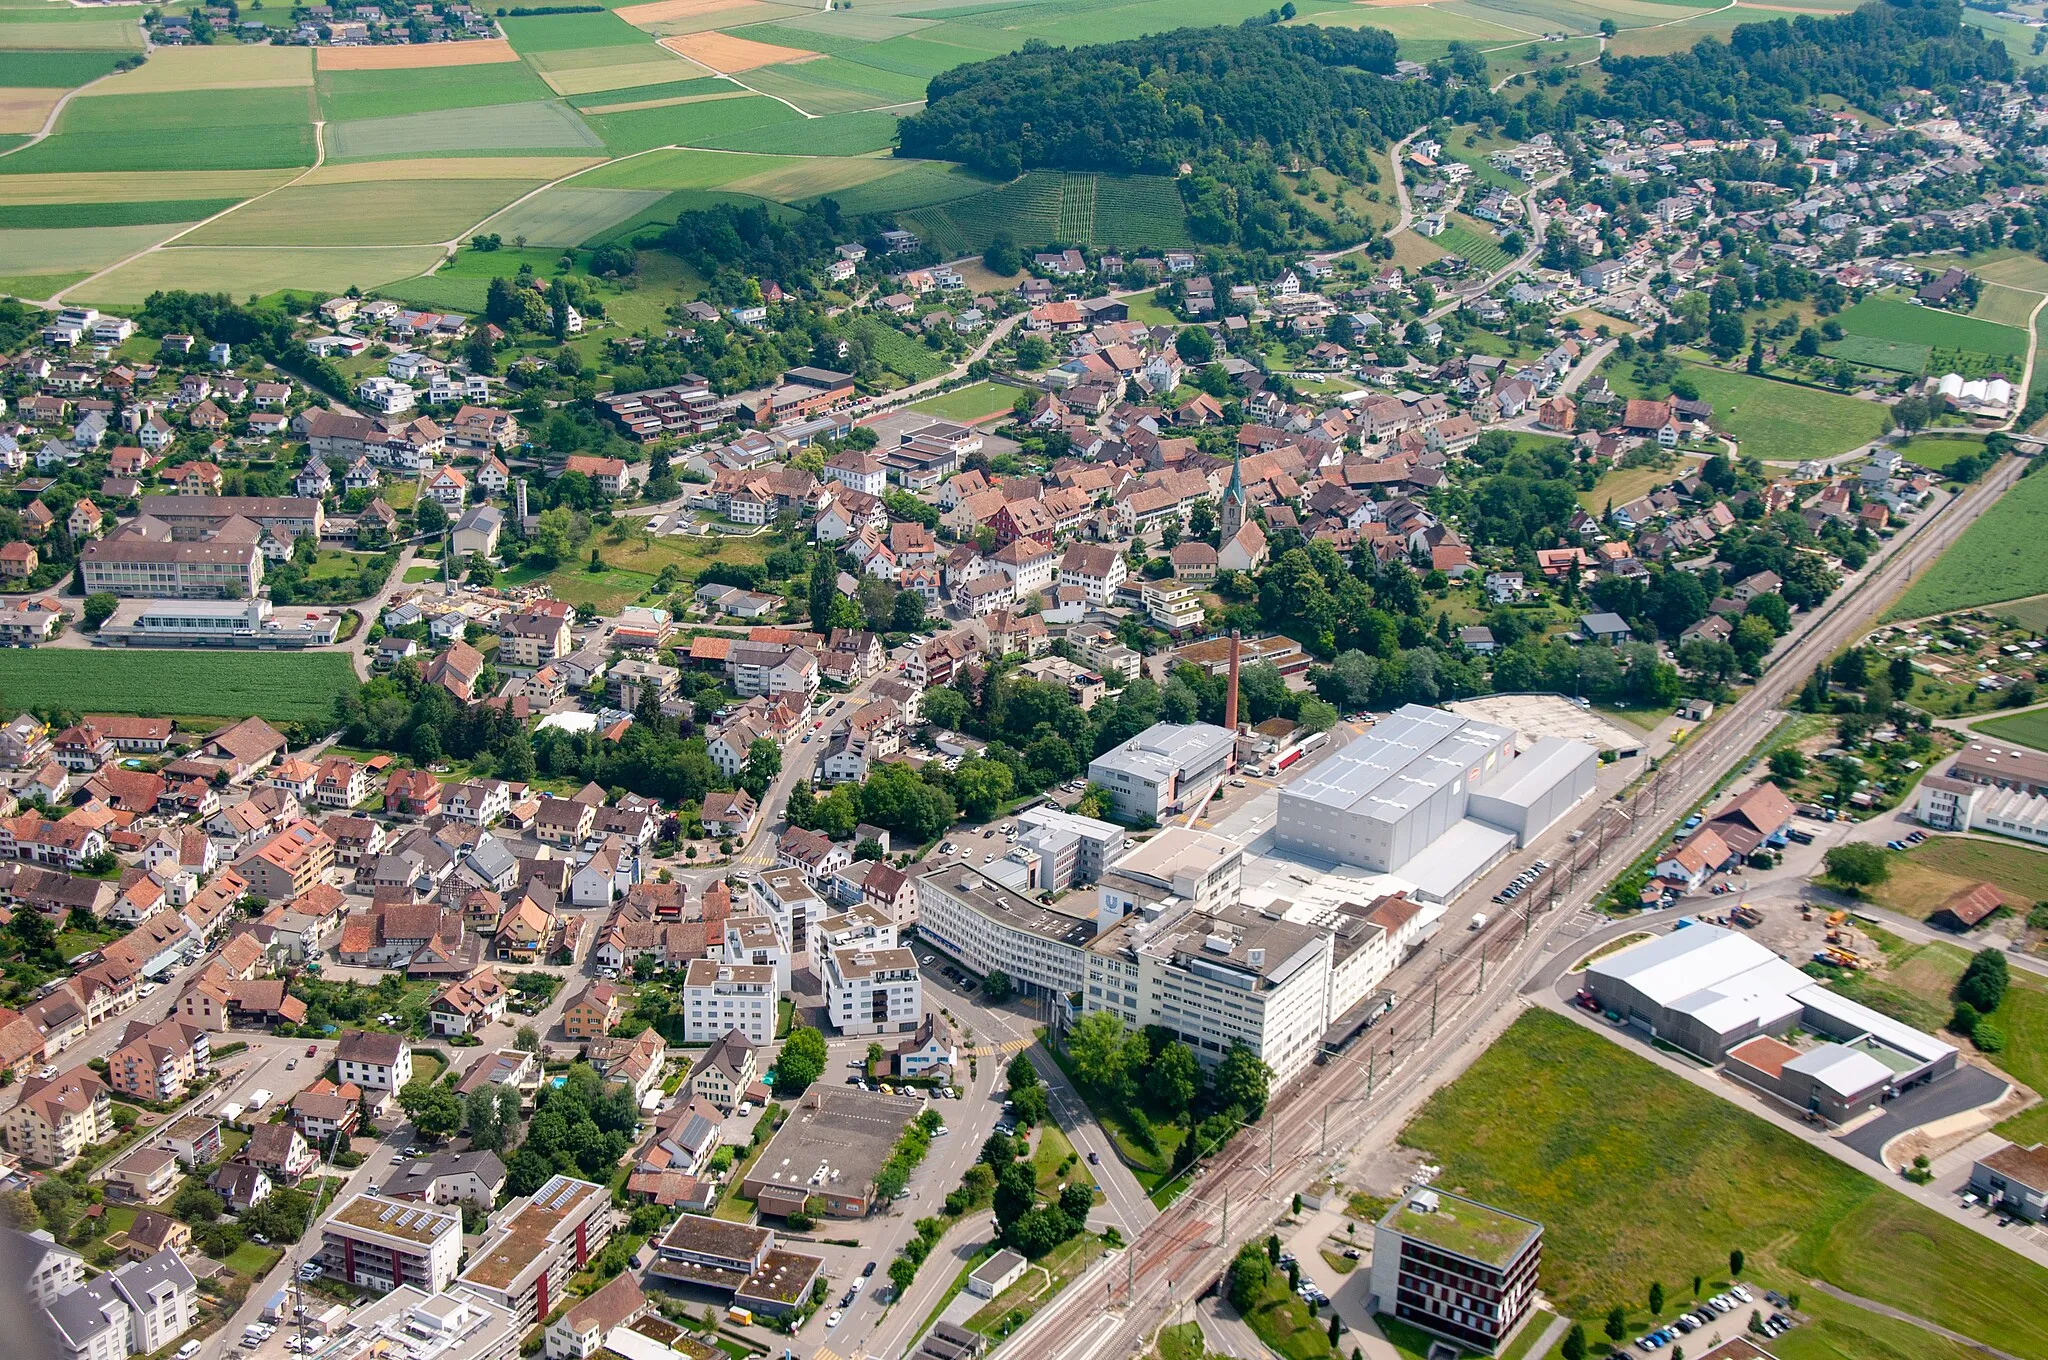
43,116,334,307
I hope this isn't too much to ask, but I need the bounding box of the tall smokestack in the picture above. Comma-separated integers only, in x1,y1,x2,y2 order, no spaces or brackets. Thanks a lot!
1225,629,1241,733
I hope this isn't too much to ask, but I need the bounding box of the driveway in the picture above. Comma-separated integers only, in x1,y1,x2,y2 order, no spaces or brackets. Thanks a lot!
1838,1065,2012,1163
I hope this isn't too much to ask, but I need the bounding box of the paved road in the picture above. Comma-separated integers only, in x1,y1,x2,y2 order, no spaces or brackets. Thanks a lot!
1839,1065,2011,1162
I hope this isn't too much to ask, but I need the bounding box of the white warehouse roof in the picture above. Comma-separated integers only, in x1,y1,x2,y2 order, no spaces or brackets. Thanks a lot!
1285,704,1513,826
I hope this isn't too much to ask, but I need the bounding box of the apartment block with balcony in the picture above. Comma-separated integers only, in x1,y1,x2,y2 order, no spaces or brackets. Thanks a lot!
314,1193,463,1294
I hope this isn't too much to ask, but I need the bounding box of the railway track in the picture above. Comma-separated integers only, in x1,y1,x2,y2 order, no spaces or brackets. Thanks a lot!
972,454,2030,1360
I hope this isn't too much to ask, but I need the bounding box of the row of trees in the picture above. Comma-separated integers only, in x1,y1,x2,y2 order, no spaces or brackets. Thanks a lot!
1062,1012,1271,1172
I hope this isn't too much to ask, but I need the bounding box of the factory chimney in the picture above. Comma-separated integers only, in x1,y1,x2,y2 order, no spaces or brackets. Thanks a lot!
1225,629,1242,733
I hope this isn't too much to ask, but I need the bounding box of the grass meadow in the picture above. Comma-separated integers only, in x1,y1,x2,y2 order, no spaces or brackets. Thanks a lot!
325,100,604,160
74,245,447,306
0,650,358,723
1402,1009,2048,1360
1890,467,2048,618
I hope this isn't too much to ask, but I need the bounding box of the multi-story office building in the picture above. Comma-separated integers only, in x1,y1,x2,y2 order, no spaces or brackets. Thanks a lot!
1096,828,1242,916
1013,806,1125,890
1370,1190,1543,1354
681,960,777,1045
1084,899,1331,1086
314,1193,463,1294
457,1175,613,1328
80,521,264,599
915,864,1097,998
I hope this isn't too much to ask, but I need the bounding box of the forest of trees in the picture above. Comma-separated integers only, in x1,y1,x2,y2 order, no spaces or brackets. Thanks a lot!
1586,0,2012,132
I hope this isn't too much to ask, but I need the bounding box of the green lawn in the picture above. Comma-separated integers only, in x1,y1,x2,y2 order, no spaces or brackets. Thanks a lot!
1042,1040,1186,1206
1241,1275,1335,1360
225,1241,282,1277
0,649,357,723
1400,1009,2048,1359
1891,435,1988,472
1889,464,2048,619
1683,363,1892,461
1976,703,2048,751
910,381,1018,423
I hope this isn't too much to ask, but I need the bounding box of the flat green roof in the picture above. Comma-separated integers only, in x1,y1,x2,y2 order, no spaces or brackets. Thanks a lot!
1382,1191,1541,1268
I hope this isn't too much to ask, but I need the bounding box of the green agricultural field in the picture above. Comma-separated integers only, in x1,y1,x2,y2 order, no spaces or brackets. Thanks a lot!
810,158,998,214
0,168,301,203
566,76,735,110
0,650,358,723
0,270,86,299
85,43,311,94
572,146,794,189
376,274,491,312
1677,363,1890,462
315,62,557,122
583,96,802,156
721,155,909,203
691,108,901,155
1090,174,1193,248
0,92,316,174
1889,466,2048,619
0,222,191,276
591,186,789,246
1970,283,2043,331
74,245,446,306
59,86,315,135
325,100,604,160
475,185,670,245
0,50,125,86
742,56,931,115
910,380,1017,421
188,178,548,246
1970,707,2048,753
0,16,142,49
502,10,655,53
1401,1009,2048,1360
1835,295,2028,360
0,198,240,229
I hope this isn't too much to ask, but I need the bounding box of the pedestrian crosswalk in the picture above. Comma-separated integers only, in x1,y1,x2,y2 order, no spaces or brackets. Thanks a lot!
965,1037,1034,1058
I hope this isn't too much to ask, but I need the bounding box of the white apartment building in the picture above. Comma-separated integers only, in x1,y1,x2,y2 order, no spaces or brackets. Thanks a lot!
314,1193,463,1294
43,1251,198,1360
336,1031,414,1093
751,868,823,971
915,864,1096,998
721,915,789,995
681,959,777,1045
20,1227,85,1308
823,945,922,1036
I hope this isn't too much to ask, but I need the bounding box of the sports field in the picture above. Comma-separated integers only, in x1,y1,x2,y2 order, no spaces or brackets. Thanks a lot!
1402,1009,2048,1360
1889,467,2048,619
0,650,358,723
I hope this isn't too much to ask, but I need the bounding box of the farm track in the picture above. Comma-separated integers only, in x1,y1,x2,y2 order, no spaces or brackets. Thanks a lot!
987,448,2031,1360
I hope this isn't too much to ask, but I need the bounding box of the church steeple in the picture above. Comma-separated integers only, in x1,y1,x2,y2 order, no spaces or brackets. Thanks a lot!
1220,447,1247,542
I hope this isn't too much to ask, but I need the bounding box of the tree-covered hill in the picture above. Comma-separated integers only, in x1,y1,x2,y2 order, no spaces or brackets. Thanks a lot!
896,25,1436,184
1586,0,2012,132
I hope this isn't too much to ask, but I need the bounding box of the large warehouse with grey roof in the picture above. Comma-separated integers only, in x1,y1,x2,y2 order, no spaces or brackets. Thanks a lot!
1274,705,1596,899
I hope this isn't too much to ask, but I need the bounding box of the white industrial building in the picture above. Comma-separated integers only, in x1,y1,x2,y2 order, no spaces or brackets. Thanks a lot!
1013,805,1127,888
1087,722,1238,823
1584,925,1957,1120
1275,706,1596,901
1917,772,2048,847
